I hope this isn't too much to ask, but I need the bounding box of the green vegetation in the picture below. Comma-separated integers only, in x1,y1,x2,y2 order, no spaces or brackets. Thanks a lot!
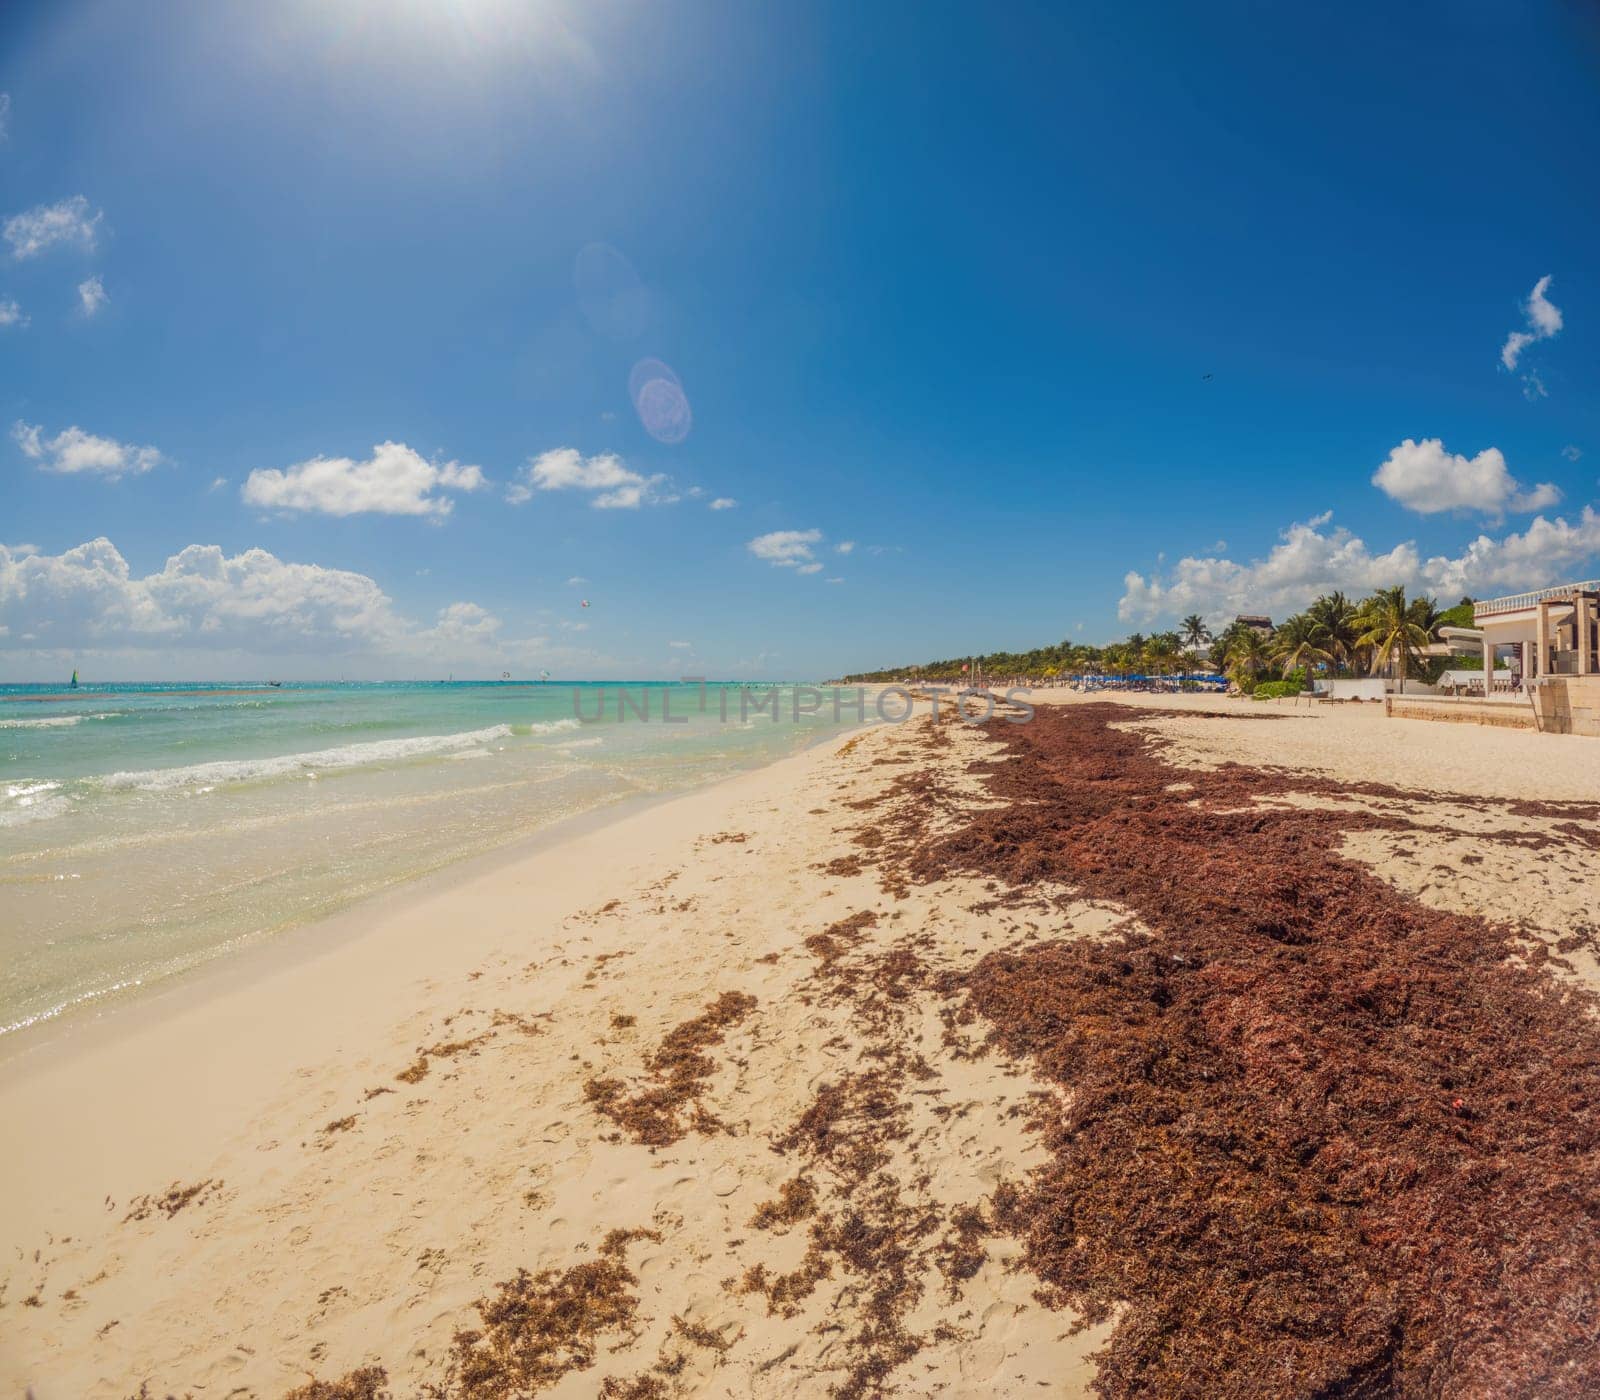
840,592,1479,694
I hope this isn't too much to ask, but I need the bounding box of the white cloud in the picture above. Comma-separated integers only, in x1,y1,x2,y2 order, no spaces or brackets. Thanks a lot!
1420,509,1600,597
0,93,10,143
709,497,737,511
835,540,856,554
14,420,162,479
0,539,393,650
1560,445,1581,463
797,561,823,574
0,297,25,328
242,441,485,518
426,601,501,646
77,275,107,316
0,537,551,671
825,577,844,585
506,447,669,509
4,196,102,259
1372,438,1560,517
1119,509,1600,624
748,529,823,568
669,640,691,649
566,576,588,586
1500,275,1562,372
208,475,227,492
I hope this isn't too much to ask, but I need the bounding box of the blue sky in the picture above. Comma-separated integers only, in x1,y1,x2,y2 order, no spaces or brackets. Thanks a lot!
2,0,1597,679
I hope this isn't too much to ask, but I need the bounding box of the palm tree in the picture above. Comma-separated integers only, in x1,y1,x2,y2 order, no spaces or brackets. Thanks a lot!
1271,613,1333,680
1306,591,1358,674
1354,586,1434,694
1146,632,1180,680
1223,627,1270,689
1209,620,1251,675
1175,616,1208,682
1180,613,1211,651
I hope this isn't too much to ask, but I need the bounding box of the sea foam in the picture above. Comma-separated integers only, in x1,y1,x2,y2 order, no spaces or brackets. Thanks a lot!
92,724,516,793
1,715,86,729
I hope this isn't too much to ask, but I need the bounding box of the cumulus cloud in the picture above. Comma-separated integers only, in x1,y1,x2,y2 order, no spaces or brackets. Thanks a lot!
835,540,856,554
0,538,394,650
506,447,670,509
1119,509,1600,625
14,420,162,478
1372,438,1560,517
709,497,737,510
1420,509,1600,598
0,538,548,670
0,297,25,328
4,195,102,259
77,275,107,316
747,529,823,569
425,601,501,646
242,441,485,518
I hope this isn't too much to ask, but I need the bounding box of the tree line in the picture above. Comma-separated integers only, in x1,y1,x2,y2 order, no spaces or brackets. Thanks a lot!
838,588,1476,690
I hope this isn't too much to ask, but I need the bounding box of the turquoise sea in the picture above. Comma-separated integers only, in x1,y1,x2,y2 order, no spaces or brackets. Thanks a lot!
0,680,870,1041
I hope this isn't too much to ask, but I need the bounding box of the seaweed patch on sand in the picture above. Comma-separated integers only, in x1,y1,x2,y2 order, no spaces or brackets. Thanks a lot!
433,1228,660,1397
584,991,758,1146
854,701,1600,1397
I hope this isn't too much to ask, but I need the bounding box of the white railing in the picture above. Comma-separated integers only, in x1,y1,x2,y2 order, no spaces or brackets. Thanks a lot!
1475,580,1600,619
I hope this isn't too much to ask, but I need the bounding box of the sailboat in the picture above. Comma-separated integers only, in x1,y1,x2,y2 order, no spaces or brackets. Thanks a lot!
69,668,78,690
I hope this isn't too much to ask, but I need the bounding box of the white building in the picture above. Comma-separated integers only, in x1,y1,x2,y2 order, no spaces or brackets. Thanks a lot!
1474,580,1600,682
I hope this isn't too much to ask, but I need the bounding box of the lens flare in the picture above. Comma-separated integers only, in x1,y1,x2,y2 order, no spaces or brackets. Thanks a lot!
629,358,692,444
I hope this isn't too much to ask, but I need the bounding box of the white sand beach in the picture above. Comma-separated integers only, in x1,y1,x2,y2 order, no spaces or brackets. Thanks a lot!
3,697,1598,1397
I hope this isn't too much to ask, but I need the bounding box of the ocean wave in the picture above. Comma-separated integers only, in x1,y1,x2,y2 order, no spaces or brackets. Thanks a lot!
512,718,582,737
0,780,69,827
1,714,93,729
91,724,516,793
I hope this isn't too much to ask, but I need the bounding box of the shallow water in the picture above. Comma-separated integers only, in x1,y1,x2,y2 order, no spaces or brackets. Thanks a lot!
0,680,871,1038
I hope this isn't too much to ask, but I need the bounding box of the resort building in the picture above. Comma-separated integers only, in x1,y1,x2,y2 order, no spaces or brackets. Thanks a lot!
1467,581,1600,735
1385,581,1600,736
1234,614,1274,637
1474,580,1600,682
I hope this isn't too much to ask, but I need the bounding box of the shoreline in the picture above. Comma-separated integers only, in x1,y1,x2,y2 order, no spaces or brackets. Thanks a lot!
0,778,669,1075
0,725,863,1276
0,712,879,1067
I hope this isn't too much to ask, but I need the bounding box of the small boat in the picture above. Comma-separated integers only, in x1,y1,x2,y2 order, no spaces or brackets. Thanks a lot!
267,680,283,688
69,668,79,690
